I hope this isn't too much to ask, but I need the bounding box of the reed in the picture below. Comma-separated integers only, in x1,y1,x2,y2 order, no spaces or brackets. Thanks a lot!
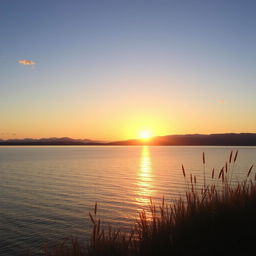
40,150,255,256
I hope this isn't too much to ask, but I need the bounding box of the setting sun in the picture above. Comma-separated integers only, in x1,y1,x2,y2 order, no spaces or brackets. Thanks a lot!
139,130,153,140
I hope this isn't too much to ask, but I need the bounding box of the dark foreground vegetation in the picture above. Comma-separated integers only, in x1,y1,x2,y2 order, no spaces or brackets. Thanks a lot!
37,151,255,256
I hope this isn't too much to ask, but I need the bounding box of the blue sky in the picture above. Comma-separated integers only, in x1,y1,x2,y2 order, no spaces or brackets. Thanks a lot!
0,0,255,140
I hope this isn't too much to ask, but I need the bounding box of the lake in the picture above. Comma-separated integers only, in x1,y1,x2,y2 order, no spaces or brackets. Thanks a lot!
0,146,255,255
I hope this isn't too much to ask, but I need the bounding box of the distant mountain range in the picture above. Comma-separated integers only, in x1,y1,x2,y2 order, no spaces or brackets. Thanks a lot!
0,133,256,146
0,137,103,145
109,133,256,146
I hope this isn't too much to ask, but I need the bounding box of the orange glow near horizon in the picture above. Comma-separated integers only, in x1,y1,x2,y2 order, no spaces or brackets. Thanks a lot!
2,108,254,141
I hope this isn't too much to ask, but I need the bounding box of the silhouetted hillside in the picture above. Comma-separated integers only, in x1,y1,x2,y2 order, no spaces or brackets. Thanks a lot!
0,133,256,146
109,133,256,146
0,137,102,145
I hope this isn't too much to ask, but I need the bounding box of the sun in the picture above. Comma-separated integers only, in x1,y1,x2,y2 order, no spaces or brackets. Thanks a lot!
139,130,153,140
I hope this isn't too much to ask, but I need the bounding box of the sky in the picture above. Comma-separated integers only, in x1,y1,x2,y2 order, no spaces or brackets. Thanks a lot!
1,0,256,140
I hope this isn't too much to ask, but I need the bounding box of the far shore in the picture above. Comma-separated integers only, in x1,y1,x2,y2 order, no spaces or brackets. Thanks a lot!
1,133,256,146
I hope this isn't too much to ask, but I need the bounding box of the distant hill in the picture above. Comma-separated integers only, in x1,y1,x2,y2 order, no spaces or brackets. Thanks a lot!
0,133,256,146
0,137,103,145
109,133,256,146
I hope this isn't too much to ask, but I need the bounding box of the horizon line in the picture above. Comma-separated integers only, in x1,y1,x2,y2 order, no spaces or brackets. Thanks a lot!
1,132,256,143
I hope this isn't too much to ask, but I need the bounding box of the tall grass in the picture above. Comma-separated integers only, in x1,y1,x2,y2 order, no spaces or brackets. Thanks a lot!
41,150,255,256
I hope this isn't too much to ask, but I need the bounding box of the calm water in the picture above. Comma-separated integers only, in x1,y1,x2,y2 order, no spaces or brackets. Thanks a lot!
0,146,255,255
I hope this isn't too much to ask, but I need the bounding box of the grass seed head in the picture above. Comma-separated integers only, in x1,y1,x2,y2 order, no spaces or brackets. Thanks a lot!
182,164,186,177
234,150,238,163
229,150,233,163
247,165,254,178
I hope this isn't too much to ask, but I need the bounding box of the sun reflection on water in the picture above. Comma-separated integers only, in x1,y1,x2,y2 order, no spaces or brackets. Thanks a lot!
135,146,154,208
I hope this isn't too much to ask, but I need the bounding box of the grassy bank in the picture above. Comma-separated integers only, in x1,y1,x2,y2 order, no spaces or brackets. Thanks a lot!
41,151,255,256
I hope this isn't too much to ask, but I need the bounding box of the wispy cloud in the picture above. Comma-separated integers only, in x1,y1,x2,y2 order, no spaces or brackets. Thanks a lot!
0,132,17,139
18,59,36,65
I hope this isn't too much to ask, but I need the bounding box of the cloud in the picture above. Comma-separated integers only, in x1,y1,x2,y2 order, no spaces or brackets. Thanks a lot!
0,132,17,138
18,59,36,65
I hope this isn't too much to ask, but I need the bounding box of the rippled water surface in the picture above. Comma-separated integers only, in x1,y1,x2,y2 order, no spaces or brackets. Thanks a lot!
0,146,255,255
